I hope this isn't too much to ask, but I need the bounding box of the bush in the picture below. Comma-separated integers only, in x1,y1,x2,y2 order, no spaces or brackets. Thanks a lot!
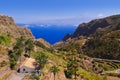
0,61,7,67
106,73,120,78
35,51,48,68
0,35,11,46
9,53,17,69
30,73,40,80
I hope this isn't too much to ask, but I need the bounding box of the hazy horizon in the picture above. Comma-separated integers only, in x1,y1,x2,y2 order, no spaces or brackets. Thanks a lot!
1,0,120,25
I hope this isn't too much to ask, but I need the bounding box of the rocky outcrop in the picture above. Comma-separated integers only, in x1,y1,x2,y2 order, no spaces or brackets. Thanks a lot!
72,19,109,37
62,33,72,41
0,14,34,39
35,38,51,49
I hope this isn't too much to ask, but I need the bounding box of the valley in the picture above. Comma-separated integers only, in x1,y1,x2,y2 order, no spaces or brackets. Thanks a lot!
0,14,120,80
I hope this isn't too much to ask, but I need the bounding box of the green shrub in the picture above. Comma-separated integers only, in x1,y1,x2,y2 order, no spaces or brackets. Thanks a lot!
0,61,7,67
106,73,120,78
30,73,40,80
0,35,11,46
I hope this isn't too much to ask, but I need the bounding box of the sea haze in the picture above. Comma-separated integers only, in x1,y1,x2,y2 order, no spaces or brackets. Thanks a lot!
17,24,77,44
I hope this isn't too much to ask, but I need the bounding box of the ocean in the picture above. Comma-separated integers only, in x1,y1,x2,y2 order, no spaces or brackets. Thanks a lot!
17,24,77,44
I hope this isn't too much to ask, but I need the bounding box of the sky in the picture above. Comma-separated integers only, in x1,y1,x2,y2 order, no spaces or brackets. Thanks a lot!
0,0,120,25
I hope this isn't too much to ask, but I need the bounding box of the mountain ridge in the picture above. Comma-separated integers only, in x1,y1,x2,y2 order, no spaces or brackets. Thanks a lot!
55,14,120,61
63,14,120,41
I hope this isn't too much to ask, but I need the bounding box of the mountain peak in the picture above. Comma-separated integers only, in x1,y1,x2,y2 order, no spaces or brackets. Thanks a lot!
0,14,34,39
0,14,16,26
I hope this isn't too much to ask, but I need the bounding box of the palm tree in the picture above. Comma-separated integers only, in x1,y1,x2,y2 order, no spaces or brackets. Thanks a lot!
13,37,24,63
35,52,48,69
25,39,34,57
50,66,59,80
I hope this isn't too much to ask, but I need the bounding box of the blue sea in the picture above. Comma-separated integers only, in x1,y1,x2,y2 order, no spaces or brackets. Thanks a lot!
17,24,77,44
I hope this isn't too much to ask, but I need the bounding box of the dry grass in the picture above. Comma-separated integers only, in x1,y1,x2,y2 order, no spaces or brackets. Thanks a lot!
107,76,120,80
22,75,31,80
0,65,9,72
0,47,7,55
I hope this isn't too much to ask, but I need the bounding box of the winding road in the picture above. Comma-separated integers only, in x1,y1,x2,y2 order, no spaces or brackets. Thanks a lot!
93,58,120,63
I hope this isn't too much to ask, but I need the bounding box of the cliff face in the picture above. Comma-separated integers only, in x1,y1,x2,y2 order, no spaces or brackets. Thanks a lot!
0,14,34,39
63,14,120,41
72,19,109,37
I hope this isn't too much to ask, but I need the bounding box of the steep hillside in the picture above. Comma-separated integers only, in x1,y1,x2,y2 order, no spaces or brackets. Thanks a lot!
83,30,120,60
63,14,120,41
0,14,34,39
59,14,120,60
0,14,34,59
53,14,120,80
0,14,59,80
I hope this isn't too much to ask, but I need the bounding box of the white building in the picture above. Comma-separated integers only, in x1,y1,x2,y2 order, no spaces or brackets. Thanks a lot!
19,58,36,73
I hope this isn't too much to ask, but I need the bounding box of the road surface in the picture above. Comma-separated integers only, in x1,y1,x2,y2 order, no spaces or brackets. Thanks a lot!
7,71,28,80
93,58,120,63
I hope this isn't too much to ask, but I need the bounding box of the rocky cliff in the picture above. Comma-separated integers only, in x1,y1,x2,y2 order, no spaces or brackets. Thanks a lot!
63,14,120,41
0,14,34,39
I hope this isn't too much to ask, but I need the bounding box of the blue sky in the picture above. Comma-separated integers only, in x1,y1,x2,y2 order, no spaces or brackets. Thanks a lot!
0,0,120,25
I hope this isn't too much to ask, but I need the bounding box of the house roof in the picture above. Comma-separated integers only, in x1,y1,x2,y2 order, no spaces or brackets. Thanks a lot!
20,58,36,69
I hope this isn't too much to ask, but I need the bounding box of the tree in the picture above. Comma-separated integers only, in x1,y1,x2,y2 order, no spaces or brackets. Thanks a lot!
30,73,40,80
25,39,34,57
8,37,34,69
14,37,24,51
13,37,24,63
50,66,59,80
35,52,48,69
67,59,78,80
9,52,17,69
65,50,79,80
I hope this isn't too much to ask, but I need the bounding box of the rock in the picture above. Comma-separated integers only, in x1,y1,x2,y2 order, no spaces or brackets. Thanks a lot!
0,14,34,39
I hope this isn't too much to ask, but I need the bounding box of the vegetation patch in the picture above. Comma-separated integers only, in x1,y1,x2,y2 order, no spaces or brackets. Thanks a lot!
0,34,11,46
